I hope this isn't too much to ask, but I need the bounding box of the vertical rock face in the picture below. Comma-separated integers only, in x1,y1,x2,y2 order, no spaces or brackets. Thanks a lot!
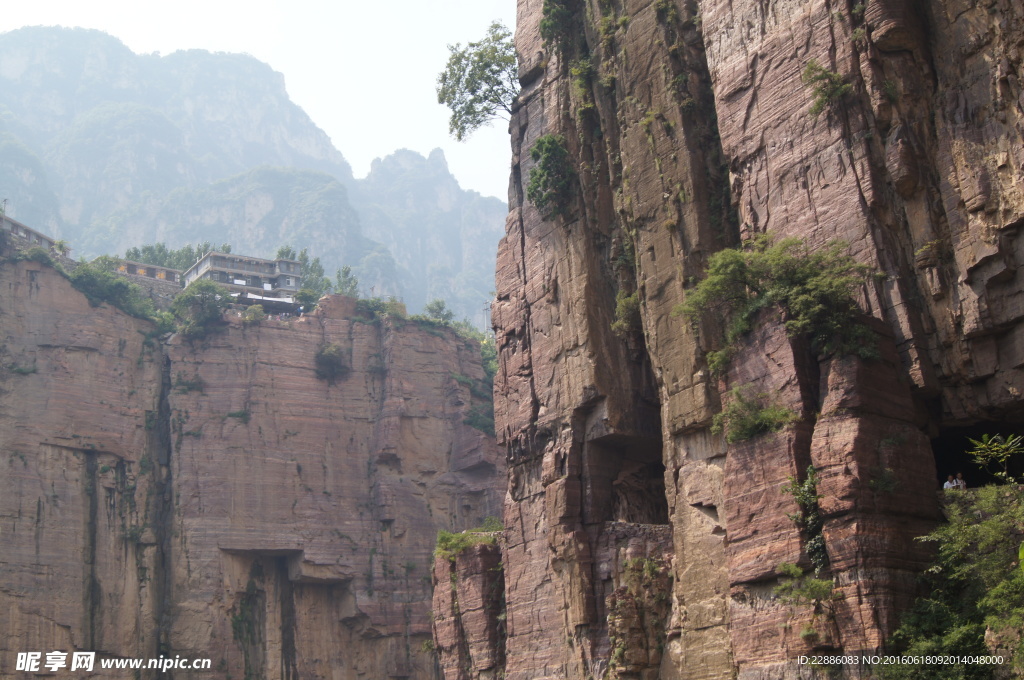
0,258,165,668
0,257,505,679
431,543,506,680
478,0,1024,678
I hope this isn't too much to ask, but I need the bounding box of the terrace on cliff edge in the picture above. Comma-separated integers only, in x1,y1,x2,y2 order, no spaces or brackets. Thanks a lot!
432,0,1024,679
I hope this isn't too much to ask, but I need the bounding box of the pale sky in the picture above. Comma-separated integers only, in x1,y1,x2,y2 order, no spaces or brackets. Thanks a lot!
0,0,518,200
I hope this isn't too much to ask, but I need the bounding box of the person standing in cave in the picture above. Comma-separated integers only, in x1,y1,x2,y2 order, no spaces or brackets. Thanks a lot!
955,472,967,490
943,474,957,490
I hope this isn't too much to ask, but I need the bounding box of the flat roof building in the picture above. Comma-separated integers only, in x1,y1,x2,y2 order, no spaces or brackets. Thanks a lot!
1,214,67,256
116,260,182,283
182,252,303,300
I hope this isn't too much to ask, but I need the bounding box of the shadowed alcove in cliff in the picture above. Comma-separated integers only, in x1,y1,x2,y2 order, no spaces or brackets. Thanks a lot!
584,433,670,526
931,422,1024,488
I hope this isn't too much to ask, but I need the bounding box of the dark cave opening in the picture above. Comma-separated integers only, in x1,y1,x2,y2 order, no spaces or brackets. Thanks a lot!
931,422,1024,489
585,434,670,526
611,458,670,525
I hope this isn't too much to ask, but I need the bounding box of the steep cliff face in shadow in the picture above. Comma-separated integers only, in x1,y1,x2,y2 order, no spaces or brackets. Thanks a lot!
432,0,1024,678
0,256,504,679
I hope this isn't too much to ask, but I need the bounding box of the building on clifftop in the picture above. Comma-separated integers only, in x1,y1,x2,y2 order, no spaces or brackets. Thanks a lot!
183,251,302,296
1,214,66,255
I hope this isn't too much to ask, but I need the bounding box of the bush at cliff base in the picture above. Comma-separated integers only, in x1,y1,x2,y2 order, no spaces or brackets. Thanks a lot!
881,485,1024,679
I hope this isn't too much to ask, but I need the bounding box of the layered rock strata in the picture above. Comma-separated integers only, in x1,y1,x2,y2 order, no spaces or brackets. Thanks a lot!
462,0,1024,678
0,257,504,679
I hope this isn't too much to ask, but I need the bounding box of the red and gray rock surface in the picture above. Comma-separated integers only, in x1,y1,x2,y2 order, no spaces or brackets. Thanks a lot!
0,258,504,679
449,0,1024,678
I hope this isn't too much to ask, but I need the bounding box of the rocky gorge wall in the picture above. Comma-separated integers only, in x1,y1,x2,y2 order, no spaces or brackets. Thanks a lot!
432,0,1024,678
0,256,505,679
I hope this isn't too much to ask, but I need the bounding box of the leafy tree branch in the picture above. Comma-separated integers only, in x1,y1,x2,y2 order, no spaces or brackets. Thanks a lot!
437,22,519,141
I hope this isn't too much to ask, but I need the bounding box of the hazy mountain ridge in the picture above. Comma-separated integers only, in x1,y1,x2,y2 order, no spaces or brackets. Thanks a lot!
354,149,506,326
0,26,503,321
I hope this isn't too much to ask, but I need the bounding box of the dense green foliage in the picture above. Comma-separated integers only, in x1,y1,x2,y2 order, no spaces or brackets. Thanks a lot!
654,0,679,22
967,434,1023,484
677,235,876,371
241,304,266,324
436,22,519,142
124,241,231,271
881,439,1024,678
774,562,835,606
314,343,348,384
12,246,59,266
801,59,853,116
570,58,596,117
611,290,641,337
69,258,158,320
781,466,829,573
712,387,798,444
883,484,1024,678
171,279,230,338
540,0,576,51
423,298,456,324
334,266,360,297
434,516,502,561
774,562,836,642
480,335,498,385
354,297,406,319
526,134,575,217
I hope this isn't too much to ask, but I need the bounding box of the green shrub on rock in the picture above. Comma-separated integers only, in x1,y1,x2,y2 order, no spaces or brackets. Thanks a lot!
314,343,348,384
172,279,230,339
526,134,575,218
676,235,877,371
802,59,853,116
712,387,798,444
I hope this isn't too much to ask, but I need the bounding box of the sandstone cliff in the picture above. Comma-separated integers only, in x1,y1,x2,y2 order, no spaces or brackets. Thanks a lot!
432,0,1024,678
0,255,504,679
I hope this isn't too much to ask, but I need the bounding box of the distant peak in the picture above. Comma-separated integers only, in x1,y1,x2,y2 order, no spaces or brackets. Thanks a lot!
428,148,448,168
369,148,451,177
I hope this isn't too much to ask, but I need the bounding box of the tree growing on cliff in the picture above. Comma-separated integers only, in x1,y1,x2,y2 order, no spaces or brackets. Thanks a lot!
801,59,852,116
436,21,519,141
69,260,156,320
540,0,576,52
423,298,455,325
334,266,359,298
676,235,877,372
124,242,231,271
526,134,575,217
883,484,1024,678
881,439,1024,678
278,245,332,303
172,279,230,338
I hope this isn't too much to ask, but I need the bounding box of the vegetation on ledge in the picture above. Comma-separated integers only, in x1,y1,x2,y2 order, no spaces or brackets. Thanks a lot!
172,279,230,339
782,465,829,573
676,234,877,373
434,516,503,561
712,387,798,444
527,134,575,218
802,59,853,116
314,343,349,384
